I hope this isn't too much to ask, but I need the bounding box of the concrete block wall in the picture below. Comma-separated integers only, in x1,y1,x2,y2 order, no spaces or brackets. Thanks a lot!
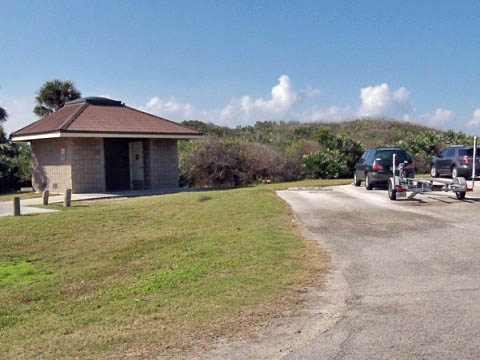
149,139,179,188
71,138,106,193
31,137,179,194
143,139,152,189
31,138,73,193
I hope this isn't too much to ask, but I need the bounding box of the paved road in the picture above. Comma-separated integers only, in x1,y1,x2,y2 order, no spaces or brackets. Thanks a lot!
277,185,480,360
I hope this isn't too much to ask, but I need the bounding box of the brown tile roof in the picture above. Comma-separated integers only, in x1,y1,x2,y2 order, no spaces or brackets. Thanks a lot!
11,97,201,137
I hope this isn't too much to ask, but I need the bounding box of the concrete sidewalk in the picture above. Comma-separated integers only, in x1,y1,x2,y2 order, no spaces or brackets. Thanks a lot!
0,188,183,217
0,193,120,217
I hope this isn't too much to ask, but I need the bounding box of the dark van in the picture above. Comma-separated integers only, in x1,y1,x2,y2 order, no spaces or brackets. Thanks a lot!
354,147,415,190
430,146,480,178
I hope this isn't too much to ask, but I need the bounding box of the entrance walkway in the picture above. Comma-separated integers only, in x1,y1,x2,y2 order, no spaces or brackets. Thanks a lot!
0,188,183,217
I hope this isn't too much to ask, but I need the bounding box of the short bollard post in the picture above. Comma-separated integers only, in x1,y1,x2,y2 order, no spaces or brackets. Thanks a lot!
13,196,21,216
42,190,49,206
64,189,72,207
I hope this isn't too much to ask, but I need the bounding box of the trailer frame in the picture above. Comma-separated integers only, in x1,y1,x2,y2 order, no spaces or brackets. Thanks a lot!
387,136,478,201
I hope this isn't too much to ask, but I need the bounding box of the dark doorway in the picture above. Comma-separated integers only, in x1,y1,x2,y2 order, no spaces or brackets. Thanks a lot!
104,139,131,191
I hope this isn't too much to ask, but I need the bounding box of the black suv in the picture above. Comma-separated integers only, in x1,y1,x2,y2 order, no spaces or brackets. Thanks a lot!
354,147,415,190
430,145,480,178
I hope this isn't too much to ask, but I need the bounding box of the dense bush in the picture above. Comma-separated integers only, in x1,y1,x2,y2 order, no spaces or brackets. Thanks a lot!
180,138,301,187
396,130,473,173
302,130,363,179
302,149,349,179
0,127,31,192
181,118,475,179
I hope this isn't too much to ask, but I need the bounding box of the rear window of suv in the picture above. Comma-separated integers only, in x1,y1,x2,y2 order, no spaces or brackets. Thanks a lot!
375,150,410,162
458,148,480,156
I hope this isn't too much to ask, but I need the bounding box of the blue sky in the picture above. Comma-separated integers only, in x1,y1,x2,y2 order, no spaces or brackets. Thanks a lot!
2,1,480,134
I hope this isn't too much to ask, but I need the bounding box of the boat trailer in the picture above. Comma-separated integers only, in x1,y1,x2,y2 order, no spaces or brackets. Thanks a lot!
388,136,478,201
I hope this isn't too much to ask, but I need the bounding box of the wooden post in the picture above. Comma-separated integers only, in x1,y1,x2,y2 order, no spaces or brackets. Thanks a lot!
64,189,72,207
13,197,21,216
42,190,49,206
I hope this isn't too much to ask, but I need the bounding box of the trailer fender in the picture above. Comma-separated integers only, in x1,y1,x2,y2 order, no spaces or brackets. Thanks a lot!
454,177,467,200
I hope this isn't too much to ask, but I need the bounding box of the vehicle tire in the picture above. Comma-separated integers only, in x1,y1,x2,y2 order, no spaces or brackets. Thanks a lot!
354,172,361,187
388,178,397,201
451,166,458,179
365,173,373,190
453,177,467,200
456,191,466,200
430,166,439,178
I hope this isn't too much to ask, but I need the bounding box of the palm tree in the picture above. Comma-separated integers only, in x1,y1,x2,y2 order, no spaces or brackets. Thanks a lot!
0,106,8,143
34,80,81,117
0,106,7,123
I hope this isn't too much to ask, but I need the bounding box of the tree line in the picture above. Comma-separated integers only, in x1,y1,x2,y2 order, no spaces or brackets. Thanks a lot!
0,79,476,192
179,119,474,186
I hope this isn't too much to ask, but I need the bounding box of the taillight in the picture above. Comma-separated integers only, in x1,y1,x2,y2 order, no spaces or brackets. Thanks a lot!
372,163,383,171
406,162,415,170
461,155,469,165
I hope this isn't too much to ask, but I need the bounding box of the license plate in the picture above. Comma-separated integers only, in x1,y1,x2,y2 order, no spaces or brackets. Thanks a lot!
396,191,406,198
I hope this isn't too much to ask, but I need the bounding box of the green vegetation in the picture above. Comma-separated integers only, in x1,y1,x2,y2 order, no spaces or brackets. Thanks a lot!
1,79,81,193
0,106,32,193
33,79,81,117
0,261,52,287
0,179,348,359
302,129,363,178
181,118,474,181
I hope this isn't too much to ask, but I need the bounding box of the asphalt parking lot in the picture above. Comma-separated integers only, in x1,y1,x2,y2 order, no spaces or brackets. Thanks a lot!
277,184,480,359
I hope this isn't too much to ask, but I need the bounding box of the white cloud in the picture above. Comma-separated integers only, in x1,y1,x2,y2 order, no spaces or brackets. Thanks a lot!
303,87,323,98
142,75,322,126
358,83,413,120
142,79,457,127
420,107,454,126
144,96,200,120
0,97,36,136
219,75,301,124
467,108,480,128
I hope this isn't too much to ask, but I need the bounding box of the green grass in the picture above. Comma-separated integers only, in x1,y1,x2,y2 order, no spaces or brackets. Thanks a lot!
415,173,431,178
0,179,348,359
0,191,42,202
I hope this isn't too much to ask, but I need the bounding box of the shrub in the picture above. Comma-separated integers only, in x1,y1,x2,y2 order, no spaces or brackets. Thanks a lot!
302,130,363,179
0,126,32,192
302,149,349,179
395,130,474,172
181,138,301,187
0,143,31,192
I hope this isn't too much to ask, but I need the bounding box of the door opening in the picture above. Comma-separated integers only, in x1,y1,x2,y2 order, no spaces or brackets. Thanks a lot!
104,139,131,191
129,141,145,190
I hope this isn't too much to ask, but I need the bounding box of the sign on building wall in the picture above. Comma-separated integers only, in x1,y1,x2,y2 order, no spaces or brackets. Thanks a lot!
60,145,66,161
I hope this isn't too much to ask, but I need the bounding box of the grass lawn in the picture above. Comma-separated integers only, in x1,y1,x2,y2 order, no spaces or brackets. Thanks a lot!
0,178,349,359
0,191,42,202
415,173,431,178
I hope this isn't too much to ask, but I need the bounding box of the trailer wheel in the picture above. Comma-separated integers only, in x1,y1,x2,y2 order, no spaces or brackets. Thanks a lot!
456,191,466,200
388,178,397,201
453,177,467,200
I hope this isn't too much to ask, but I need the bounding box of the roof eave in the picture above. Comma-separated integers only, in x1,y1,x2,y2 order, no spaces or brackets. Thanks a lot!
11,131,203,142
